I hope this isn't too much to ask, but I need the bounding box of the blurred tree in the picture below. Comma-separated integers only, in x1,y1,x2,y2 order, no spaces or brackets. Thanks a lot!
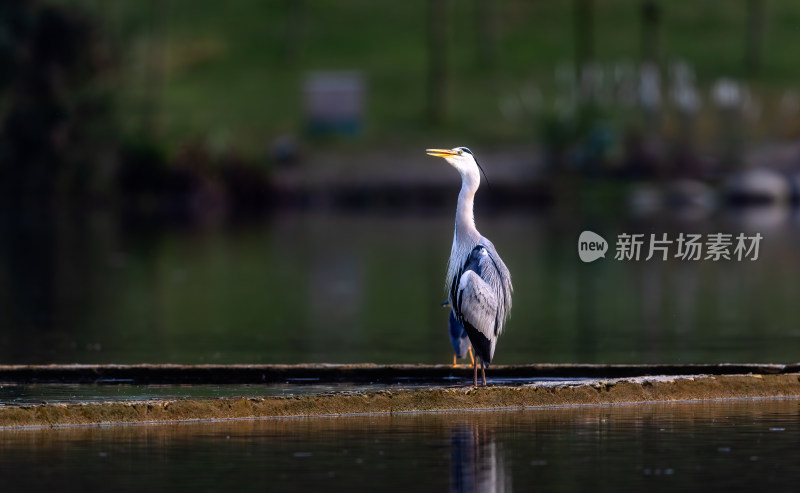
0,0,116,204
427,0,449,125
475,0,499,69
282,0,306,63
573,0,594,76
143,0,166,139
640,0,661,64
744,0,766,75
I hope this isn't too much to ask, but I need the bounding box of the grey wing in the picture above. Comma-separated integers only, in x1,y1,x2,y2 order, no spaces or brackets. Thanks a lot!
456,270,498,342
478,240,513,335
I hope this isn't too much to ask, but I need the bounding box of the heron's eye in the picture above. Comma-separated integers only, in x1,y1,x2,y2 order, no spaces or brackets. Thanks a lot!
458,150,463,155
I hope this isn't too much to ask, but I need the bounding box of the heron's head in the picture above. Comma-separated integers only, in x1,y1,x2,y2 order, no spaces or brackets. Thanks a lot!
426,147,488,187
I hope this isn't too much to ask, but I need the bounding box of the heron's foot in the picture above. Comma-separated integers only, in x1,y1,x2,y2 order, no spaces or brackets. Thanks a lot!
453,354,474,368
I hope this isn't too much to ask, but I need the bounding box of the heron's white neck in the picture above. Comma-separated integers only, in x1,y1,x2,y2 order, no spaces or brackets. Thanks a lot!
454,170,480,243
446,169,481,295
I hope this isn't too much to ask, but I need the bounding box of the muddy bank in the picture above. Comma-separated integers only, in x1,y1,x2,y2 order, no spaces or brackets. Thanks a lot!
1,373,799,429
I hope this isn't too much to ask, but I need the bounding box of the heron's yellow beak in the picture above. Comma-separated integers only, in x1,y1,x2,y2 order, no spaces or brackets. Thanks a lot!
426,148,458,158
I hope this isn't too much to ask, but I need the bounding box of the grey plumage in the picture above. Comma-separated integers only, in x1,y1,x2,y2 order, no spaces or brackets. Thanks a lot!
448,309,471,359
442,299,471,360
451,242,511,366
427,146,513,386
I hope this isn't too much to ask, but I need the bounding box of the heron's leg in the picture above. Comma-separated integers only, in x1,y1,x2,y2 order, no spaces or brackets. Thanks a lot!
473,356,478,387
452,354,457,367
481,360,487,386
468,347,475,366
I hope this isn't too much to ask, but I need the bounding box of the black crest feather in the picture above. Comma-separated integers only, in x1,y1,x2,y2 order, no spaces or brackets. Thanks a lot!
457,147,490,189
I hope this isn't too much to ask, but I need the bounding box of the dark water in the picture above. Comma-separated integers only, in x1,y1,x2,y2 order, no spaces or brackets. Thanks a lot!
0,398,798,492
1,206,800,365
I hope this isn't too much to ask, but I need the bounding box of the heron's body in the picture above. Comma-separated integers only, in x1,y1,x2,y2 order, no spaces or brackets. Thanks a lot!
449,241,510,367
427,147,513,386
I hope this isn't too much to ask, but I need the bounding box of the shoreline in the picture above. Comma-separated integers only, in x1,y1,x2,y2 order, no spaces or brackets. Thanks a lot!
1,366,799,429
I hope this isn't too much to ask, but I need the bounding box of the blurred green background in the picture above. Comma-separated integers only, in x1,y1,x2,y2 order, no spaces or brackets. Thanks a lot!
51,0,800,152
2,0,800,366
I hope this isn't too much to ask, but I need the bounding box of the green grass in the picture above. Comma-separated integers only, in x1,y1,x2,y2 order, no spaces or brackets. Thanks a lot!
65,0,800,156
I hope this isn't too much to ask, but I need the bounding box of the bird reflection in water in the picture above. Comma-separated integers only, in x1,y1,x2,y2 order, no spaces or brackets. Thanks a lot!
450,423,511,493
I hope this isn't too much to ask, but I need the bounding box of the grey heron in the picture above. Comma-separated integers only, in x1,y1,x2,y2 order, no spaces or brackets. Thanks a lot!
427,147,513,387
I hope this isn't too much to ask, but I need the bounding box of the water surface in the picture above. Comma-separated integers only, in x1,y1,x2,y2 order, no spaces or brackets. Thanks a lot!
1,398,798,492
2,208,799,365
